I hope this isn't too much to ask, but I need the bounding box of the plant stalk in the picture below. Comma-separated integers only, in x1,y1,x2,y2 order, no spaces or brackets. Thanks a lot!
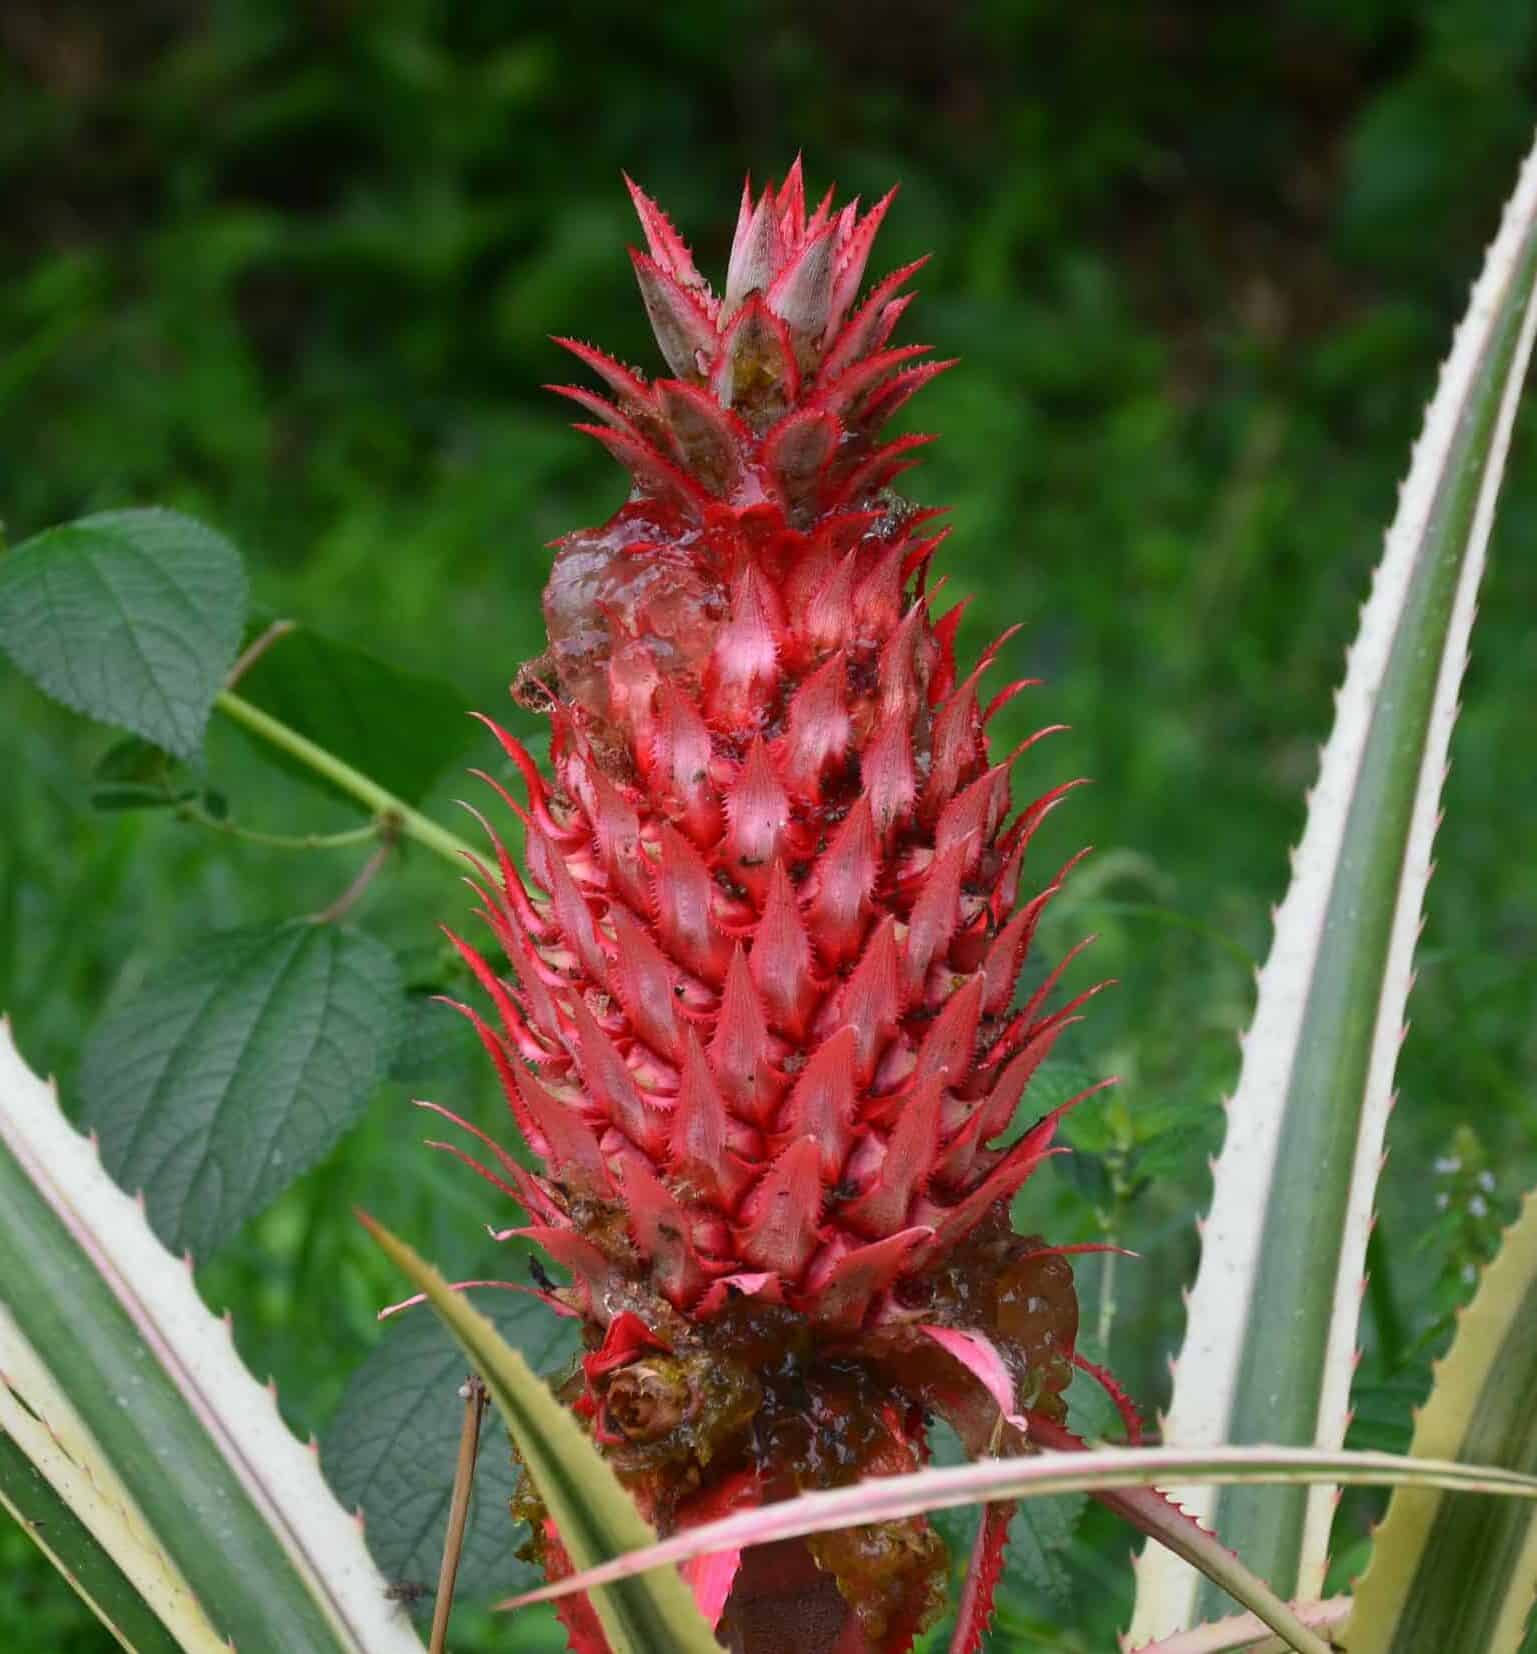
429,1375,488,1654
215,690,477,870
175,799,385,852
224,617,297,688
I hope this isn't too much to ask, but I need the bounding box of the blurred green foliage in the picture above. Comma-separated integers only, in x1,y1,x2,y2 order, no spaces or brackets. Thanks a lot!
2,1,1536,1646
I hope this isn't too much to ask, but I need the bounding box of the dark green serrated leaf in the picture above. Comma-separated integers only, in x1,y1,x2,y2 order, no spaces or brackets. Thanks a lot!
1130,1119,1221,1184
321,1282,577,1610
94,736,180,786
81,923,403,1256
1000,1493,1083,1607
0,509,246,757
236,624,475,808
997,1361,1103,1609
1053,1149,1113,1208
390,991,482,1091
906,1403,1088,1624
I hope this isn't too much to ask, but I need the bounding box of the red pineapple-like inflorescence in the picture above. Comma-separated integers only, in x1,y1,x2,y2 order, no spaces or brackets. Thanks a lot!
430,161,1121,1653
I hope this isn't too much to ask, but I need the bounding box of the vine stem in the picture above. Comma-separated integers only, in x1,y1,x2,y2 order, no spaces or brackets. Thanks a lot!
215,690,477,870
175,799,383,852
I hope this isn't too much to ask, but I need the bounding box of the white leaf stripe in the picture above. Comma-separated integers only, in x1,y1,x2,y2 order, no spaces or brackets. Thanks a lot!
0,1326,222,1653
0,1020,422,1654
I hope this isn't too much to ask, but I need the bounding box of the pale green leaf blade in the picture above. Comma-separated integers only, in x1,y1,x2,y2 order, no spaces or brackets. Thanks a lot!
0,1428,186,1654
1,1346,226,1654
81,923,402,1257
361,1215,722,1654
0,1020,423,1654
0,508,246,757
1132,126,1537,1638
1344,1189,1537,1652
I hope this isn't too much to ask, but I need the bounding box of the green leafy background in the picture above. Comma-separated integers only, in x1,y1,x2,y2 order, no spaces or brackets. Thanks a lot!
1,4,1535,1648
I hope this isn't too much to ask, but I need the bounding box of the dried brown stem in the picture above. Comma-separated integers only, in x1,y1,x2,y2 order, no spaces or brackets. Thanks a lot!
428,1374,488,1654
224,617,296,688
308,815,400,923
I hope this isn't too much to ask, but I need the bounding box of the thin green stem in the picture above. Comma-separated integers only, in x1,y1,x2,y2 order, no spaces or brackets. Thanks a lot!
1096,1242,1119,1354
175,798,383,852
214,690,478,870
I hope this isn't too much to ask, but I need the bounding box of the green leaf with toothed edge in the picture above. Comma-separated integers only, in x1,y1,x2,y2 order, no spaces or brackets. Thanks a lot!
81,922,402,1259
0,1020,424,1654
361,1213,723,1654
1343,1188,1537,1652
0,508,246,758
1131,126,1537,1640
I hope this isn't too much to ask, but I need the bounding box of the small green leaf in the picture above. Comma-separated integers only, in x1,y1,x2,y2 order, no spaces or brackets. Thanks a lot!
362,1215,722,1654
321,1283,578,1608
82,923,402,1255
0,509,246,757
236,624,476,808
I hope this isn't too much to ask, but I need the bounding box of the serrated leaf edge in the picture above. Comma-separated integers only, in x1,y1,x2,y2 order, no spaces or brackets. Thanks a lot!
0,508,247,759
0,1019,422,1654
1132,123,1537,1637
1126,1596,1350,1653
494,1443,1537,1612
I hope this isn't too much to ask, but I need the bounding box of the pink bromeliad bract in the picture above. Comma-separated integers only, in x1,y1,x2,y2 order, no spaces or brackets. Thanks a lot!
432,161,1125,1653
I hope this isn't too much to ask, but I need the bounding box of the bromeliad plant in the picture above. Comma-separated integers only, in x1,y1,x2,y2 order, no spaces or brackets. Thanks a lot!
2,140,1537,1654
428,161,1122,1653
